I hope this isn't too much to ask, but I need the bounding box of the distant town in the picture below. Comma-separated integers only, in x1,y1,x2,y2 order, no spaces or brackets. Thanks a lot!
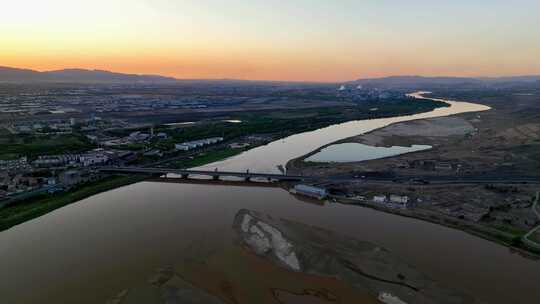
0,81,419,207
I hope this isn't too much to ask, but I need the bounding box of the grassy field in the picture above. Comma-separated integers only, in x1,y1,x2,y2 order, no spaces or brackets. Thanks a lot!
0,175,145,232
146,99,448,151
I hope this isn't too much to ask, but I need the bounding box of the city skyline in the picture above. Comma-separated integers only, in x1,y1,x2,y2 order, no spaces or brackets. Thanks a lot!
2,0,540,82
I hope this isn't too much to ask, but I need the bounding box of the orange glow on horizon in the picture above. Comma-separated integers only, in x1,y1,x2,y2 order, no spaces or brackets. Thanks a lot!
1,1,539,82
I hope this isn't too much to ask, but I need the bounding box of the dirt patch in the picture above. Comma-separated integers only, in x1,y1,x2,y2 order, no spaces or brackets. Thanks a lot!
348,116,474,147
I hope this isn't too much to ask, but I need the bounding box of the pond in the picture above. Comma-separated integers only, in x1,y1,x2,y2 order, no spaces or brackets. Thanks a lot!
305,143,432,163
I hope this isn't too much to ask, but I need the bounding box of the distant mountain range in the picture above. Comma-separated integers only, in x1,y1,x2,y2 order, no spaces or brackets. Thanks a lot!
350,75,540,89
0,66,177,83
1,65,540,87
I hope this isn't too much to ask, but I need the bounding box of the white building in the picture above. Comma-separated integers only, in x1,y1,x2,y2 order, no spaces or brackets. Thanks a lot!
80,153,108,167
373,195,387,203
390,195,409,204
389,195,410,209
175,137,224,151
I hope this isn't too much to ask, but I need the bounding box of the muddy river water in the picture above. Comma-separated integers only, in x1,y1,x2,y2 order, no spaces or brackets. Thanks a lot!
1,93,539,304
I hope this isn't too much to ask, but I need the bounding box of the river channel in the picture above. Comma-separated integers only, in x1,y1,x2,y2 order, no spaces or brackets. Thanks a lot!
1,93,538,304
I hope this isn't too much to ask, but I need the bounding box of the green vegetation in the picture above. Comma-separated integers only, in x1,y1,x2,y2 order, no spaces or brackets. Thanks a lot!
491,224,527,237
0,133,95,160
0,175,145,232
147,98,448,151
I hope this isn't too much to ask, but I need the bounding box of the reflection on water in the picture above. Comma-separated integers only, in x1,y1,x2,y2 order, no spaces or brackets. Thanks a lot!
305,143,432,163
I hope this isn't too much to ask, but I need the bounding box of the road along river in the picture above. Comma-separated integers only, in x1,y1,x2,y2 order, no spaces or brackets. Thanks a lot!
2,93,540,304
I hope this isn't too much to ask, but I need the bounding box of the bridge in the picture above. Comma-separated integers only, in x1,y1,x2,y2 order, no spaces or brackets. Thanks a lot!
99,167,311,182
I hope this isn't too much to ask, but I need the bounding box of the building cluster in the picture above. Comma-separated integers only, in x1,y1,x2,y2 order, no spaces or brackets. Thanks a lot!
102,128,167,147
33,149,113,168
0,86,225,117
337,85,405,101
436,202,489,222
0,157,31,171
372,194,411,209
6,115,109,135
0,168,101,202
0,171,41,197
175,137,224,151
0,171,58,201
406,159,461,172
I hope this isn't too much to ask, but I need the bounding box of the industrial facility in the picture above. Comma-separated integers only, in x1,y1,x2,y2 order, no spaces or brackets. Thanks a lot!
291,184,328,200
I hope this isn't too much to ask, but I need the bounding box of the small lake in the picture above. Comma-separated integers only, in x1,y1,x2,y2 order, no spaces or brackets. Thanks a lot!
305,143,432,163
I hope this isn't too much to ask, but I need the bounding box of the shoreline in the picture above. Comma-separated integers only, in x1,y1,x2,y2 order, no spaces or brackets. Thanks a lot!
0,174,147,232
331,195,540,259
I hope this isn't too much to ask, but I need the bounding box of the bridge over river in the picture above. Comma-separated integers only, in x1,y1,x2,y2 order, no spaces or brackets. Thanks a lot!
99,167,312,182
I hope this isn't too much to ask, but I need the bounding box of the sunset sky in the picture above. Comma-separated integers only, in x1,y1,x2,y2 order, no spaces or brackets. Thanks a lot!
1,0,539,82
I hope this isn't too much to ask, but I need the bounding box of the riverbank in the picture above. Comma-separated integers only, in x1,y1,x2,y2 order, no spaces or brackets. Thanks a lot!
332,195,540,258
0,175,146,232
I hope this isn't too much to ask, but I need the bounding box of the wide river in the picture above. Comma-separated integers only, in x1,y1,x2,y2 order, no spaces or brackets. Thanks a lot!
1,93,539,304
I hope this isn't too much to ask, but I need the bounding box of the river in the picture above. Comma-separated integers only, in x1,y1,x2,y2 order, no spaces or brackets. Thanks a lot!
1,93,539,304
196,92,490,173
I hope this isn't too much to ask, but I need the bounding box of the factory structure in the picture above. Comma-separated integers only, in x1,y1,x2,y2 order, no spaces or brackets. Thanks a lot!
175,137,224,151
291,184,328,200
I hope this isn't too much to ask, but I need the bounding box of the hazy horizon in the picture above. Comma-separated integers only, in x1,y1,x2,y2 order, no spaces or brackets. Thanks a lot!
3,64,540,84
2,0,540,82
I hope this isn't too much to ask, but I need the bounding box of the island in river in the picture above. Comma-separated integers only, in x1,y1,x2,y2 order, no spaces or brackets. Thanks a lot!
106,209,480,304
